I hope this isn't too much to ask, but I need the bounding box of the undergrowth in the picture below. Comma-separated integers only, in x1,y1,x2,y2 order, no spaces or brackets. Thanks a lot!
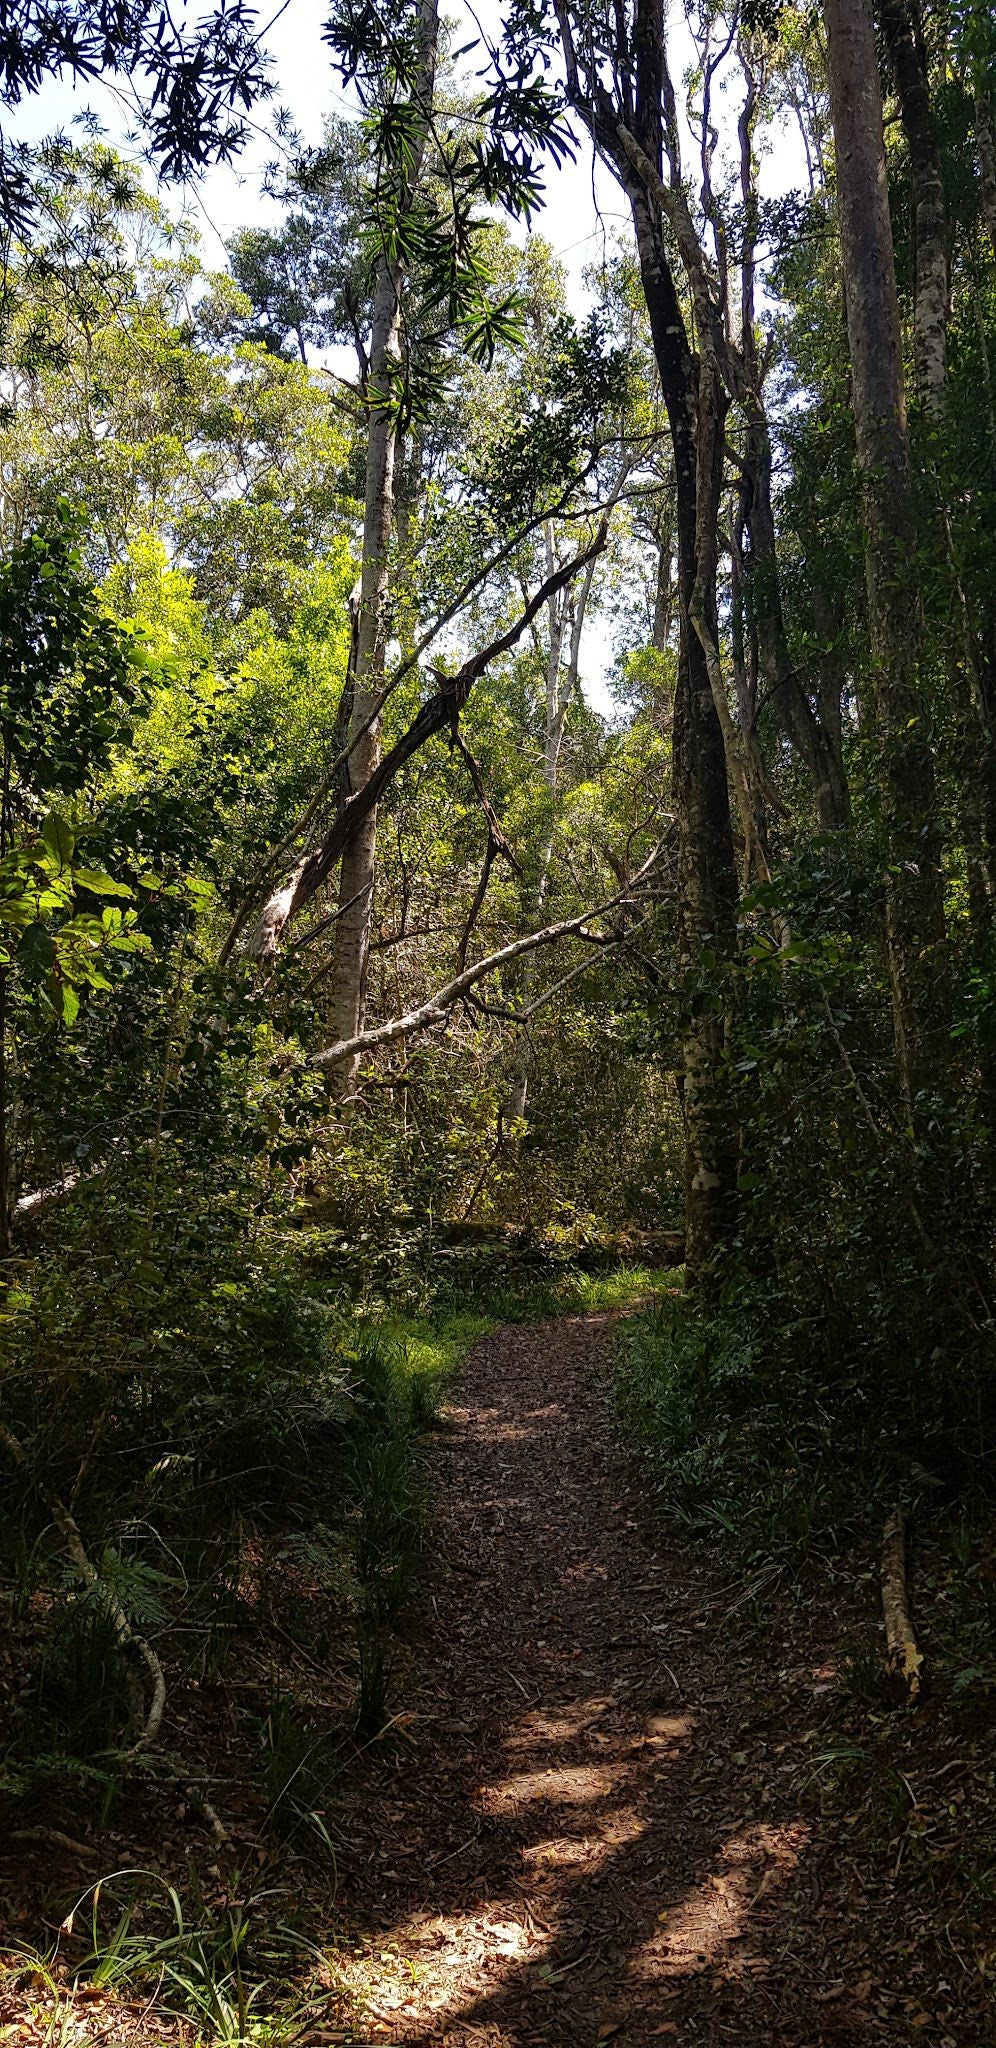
0,1177,665,1846
614,1278,996,1552
1,1867,355,2045
615,1290,996,1703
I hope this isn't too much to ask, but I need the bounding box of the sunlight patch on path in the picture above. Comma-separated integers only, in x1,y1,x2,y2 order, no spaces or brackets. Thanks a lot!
629,1819,812,1985
480,1762,626,1813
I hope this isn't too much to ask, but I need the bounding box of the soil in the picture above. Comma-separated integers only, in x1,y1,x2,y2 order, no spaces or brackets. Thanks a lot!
2,1310,994,2045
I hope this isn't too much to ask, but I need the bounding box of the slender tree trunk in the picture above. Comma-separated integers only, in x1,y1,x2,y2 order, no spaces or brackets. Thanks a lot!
328,0,439,1100
508,531,570,1123
881,0,948,419
554,0,740,1286
508,524,603,1121
743,399,850,826
629,196,739,1280
824,0,950,1112
736,55,848,828
329,258,403,1093
975,82,996,265
811,582,848,767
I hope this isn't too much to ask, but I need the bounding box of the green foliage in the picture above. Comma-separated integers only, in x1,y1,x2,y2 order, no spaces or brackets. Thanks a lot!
345,1332,432,1736
0,502,154,798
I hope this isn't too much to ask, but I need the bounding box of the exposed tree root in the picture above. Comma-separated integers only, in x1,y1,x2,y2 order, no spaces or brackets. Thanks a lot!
10,1827,99,1860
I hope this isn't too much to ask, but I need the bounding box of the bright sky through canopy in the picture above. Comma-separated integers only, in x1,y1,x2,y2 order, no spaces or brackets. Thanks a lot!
4,0,806,711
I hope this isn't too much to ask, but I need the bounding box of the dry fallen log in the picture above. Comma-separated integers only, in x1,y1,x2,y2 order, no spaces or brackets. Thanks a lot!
881,1507,923,1699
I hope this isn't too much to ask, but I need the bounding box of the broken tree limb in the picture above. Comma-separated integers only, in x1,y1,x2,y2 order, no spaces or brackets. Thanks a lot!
309,845,663,1072
881,1507,924,1700
215,459,629,967
240,524,609,961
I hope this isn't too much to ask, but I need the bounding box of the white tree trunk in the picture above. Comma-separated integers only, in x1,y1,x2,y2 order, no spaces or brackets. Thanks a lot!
508,524,600,1121
328,0,439,1101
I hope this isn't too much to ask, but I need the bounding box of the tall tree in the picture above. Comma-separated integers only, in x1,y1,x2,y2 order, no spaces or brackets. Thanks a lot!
548,0,741,1284
734,36,850,828
326,0,441,1100
880,0,949,420
824,0,950,1114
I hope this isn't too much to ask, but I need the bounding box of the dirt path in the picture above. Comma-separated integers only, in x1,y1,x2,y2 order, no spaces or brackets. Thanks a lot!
333,1315,988,2047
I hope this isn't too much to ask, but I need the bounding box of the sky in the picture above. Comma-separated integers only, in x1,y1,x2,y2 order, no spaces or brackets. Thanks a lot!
6,0,807,281
4,2,807,711
5,0,640,276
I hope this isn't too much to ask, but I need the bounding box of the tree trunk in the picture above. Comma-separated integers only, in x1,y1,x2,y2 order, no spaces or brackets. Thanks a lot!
975,82,996,265
652,496,675,653
629,195,739,1281
824,0,950,1113
507,525,584,1123
811,582,848,764
327,0,439,1100
554,0,740,1286
743,398,850,827
736,54,848,828
328,256,403,1096
881,0,948,419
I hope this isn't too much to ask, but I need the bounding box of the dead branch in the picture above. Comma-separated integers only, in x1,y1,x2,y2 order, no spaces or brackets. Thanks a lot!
14,1168,83,1219
455,834,499,977
217,470,613,966
881,1507,924,1700
242,524,608,960
451,729,520,874
310,844,663,1072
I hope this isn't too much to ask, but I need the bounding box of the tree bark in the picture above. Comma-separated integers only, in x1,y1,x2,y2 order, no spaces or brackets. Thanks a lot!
975,82,996,265
742,398,850,827
824,0,950,1113
881,0,948,420
629,185,739,1285
552,0,741,1288
327,0,439,1099
736,52,849,828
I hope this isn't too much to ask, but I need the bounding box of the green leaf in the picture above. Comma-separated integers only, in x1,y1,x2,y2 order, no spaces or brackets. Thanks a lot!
0,899,35,930
41,812,75,868
73,867,133,899
57,981,80,1028
18,922,56,976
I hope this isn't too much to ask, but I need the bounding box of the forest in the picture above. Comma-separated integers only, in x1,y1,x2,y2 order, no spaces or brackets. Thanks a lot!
0,0,995,2040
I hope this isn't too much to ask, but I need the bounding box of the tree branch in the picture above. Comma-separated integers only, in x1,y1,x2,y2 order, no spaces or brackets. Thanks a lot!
310,843,663,1072
243,523,609,960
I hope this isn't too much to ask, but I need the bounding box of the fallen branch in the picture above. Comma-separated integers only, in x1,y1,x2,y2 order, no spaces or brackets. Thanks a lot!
11,1827,99,1860
13,1169,83,1220
216,459,625,965
881,1507,923,1700
310,846,663,1072
0,1419,166,1752
242,524,609,960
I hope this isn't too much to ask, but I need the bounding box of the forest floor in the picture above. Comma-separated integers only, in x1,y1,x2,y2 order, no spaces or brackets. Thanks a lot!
2,1309,995,2046
323,1312,994,2048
